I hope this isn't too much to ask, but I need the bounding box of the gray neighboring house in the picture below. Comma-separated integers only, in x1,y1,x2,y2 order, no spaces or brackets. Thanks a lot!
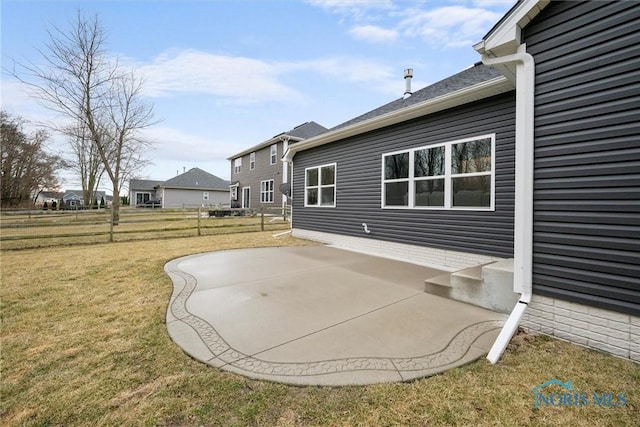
129,179,163,206
63,190,108,208
128,168,230,208
227,121,327,211
284,0,639,362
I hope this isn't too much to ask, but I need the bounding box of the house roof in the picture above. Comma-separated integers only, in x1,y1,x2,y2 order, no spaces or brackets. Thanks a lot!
284,63,511,161
159,167,229,191
63,190,106,200
227,121,328,160
129,179,163,192
332,64,503,131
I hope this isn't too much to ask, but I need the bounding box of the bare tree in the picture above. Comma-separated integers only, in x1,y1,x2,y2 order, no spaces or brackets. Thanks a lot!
1,111,65,208
14,12,155,221
65,119,105,209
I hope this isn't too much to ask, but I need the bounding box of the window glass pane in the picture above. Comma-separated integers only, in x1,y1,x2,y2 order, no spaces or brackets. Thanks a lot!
384,182,408,206
384,153,409,180
320,187,335,206
452,176,491,207
415,179,445,207
321,165,335,185
306,188,318,205
451,138,492,174
415,146,444,177
306,168,318,186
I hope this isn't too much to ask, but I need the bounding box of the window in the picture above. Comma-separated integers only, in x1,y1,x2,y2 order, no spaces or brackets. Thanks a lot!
270,144,277,165
203,191,209,201
136,192,151,205
382,135,494,210
234,158,242,174
260,180,274,203
250,152,256,170
305,163,336,207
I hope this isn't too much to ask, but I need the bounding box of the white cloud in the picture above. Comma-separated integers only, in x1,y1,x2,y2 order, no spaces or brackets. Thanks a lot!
142,125,243,162
129,49,404,102
134,49,303,104
306,0,394,19
349,25,398,43
399,6,502,48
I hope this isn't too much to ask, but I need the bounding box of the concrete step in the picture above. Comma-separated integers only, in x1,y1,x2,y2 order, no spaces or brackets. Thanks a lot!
423,272,453,299
424,259,518,314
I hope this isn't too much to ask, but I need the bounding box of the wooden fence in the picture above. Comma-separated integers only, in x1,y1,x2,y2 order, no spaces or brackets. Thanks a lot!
0,206,291,250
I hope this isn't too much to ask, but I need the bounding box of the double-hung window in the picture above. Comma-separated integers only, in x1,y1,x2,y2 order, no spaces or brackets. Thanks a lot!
260,180,274,203
250,152,256,170
270,144,277,165
234,158,242,174
305,163,336,207
382,134,494,210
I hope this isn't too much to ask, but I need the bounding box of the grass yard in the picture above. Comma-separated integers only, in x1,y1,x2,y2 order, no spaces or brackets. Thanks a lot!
1,232,639,426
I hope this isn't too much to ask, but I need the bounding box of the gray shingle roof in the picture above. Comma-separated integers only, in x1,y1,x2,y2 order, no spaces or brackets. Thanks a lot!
160,168,230,190
129,179,163,191
229,121,328,160
281,121,328,139
331,63,502,130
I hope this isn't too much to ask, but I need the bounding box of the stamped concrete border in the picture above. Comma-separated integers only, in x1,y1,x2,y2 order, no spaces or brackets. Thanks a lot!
165,248,504,386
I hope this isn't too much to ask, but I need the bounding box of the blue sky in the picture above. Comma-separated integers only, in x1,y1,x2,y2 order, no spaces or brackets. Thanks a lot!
1,0,515,192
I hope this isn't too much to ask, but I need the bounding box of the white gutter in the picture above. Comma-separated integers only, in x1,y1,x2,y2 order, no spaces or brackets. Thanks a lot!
482,45,535,364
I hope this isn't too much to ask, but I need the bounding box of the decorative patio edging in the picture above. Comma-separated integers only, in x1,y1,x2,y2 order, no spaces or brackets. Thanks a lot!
165,255,503,384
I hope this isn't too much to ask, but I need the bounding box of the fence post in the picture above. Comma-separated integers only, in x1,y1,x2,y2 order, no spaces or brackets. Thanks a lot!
261,206,264,231
109,209,114,242
197,207,201,236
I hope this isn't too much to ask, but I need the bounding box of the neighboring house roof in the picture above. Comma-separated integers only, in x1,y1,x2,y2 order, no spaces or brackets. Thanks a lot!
129,179,163,192
63,190,106,201
284,63,511,161
228,121,328,160
159,167,229,191
39,191,64,200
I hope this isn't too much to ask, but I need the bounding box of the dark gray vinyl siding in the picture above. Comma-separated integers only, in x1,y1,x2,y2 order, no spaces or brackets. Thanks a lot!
292,92,516,258
524,1,640,315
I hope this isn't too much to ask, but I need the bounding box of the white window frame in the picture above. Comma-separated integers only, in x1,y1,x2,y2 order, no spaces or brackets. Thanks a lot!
260,179,274,203
381,134,495,211
234,158,242,174
270,144,277,165
304,163,337,208
250,152,256,170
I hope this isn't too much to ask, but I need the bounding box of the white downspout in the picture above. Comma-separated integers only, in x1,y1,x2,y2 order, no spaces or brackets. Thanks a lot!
482,45,535,364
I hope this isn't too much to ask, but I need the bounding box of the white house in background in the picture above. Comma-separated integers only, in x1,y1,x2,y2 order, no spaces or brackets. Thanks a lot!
129,168,230,209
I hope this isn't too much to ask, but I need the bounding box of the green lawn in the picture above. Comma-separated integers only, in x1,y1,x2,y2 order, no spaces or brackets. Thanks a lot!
1,232,638,426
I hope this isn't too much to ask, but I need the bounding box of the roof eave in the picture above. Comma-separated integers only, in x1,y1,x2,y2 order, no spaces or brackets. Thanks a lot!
474,0,549,85
475,0,549,56
283,76,512,162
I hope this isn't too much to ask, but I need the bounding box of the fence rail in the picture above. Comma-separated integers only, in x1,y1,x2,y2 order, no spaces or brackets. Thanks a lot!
0,206,291,250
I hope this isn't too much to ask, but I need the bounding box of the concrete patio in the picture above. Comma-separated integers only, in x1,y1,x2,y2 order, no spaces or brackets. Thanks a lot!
165,245,506,386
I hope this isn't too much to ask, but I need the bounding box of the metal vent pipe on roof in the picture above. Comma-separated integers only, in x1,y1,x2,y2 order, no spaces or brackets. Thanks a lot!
404,69,413,98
